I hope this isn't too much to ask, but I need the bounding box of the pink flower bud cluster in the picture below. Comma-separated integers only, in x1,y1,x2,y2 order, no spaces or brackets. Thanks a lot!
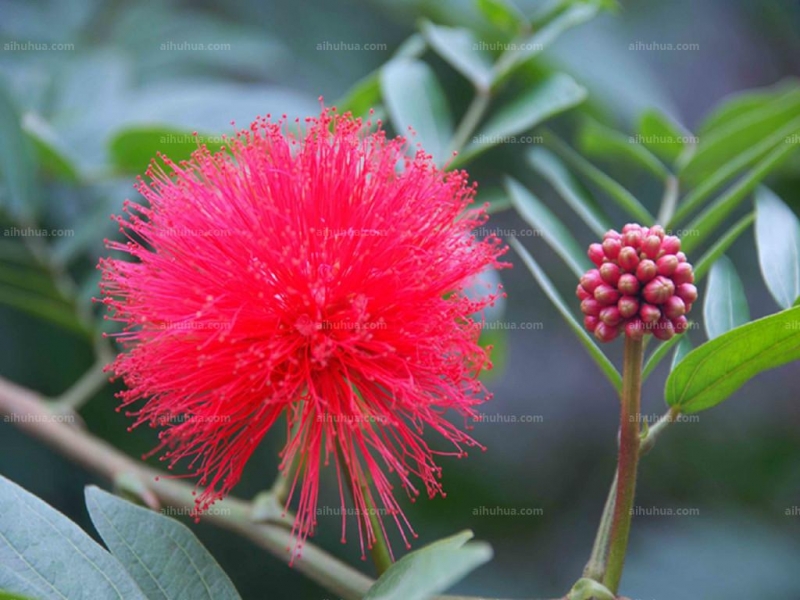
577,224,696,342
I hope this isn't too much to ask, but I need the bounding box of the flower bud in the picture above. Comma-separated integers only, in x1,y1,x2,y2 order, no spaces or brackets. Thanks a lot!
636,259,657,283
600,306,622,326
618,296,639,319
640,303,661,323
672,315,689,333
576,284,591,301
584,315,600,332
617,273,640,295
653,317,675,340
602,237,621,260
595,322,620,342
663,295,686,320
588,243,605,267
618,246,640,271
600,262,621,286
580,269,603,293
625,318,646,341
657,254,678,276
642,235,662,259
623,229,643,249
672,262,695,285
676,283,698,304
581,298,601,316
643,275,676,305
661,235,681,255
594,284,621,305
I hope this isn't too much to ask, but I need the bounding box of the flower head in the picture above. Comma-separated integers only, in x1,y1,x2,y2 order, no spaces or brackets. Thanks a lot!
98,107,507,559
577,224,695,342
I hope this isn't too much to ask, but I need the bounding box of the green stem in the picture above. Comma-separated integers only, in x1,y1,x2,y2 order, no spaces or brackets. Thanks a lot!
583,472,617,581
448,89,491,159
602,336,644,593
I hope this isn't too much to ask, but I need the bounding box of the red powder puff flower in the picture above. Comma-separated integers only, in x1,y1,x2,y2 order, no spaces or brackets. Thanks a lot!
98,106,508,560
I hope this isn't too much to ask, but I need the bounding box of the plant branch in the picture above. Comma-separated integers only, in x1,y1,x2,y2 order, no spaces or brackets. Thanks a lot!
602,336,643,593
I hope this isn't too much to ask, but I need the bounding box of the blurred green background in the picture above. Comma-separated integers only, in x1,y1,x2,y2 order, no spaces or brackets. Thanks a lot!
1,0,799,599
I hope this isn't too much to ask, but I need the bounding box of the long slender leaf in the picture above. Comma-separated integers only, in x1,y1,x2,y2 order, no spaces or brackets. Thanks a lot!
545,131,655,224
698,80,799,134
755,187,800,309
0,475,147,600
638,109,690,164
85,487,242,600
363,531,491,600
504,177,592,277
527,147,611,237
666,306,800,413
682,141,798,254
0,86,37,219
693,212,754,281
703,255,749,339
510,238,622,392
420,22,493,90
380,58,453,166
578,118,670,180
642,333,684,381
670,336,693,371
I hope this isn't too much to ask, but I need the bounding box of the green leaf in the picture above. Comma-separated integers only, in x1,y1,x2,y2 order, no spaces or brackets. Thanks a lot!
681,141,799,255
666,306,800,413
578,117,670,180
680,86,800,185
0,475,147,600
380,58,453,166
363,531,491,600
510,238,622,392
755,187,800,309
0,591,36,600
475,0,529,34
0,85,37,219
458,73,586,164
545,131,655,224
692,212,754,281
527,147,611,237
337,72,381,118
670,336,693,371
494,2,601,82
109,126,227,174
698,79,799,135
671,115,800,227
22,113,80,183
504,177,591,277
420,22,493,90
703,255,749,339
638,109,690,164
85,487,242,600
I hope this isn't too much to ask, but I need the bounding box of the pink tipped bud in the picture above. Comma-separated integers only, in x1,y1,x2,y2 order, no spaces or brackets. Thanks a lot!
663,295,686,320
595,322,620,343
618,246,640,272
661,235,681,254
602,237,621,260
581,298,601,316
600,306,622,326
618,296,640,319
676,252,687,263
643,275,675,305
642,235,662,259
649,225,665,239
584,315,600,332
657,254,678,276
623,229,643,249
653,317,675,340
622,223,640,233
618,273,640,295
594,284,621,305
625,318,646,341
576,284,591,301
604,229,621,240
580,269,603,293
636,259,657,283
672,262,695,285
672,315,689,333
600,262,621,286
640,303,661,323
588,243,605,266
676,283,698,304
